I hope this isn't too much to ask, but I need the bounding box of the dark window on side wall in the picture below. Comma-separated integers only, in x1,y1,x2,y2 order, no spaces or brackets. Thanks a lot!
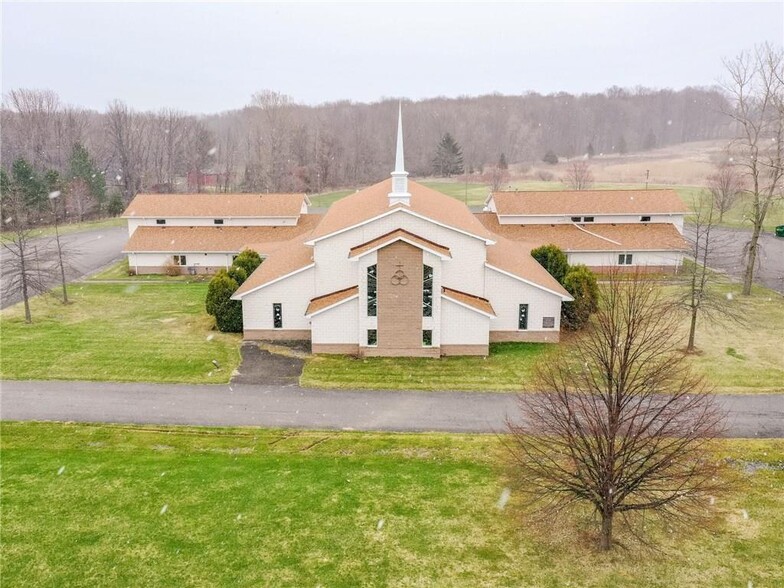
583,216,595,223
518,304,529,330
367,265,377,317
640,216,651,222
542,316,555,328
214,219,224,225
367,329,377,346
173,255,187,266
423,265,433,317
570,216,581,223
156,219,166,225
422,330,433,346
273,303,283,328
618,253,633,265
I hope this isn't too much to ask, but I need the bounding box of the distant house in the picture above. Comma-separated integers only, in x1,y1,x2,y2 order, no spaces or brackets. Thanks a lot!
187,170,227,191
479,189,688,271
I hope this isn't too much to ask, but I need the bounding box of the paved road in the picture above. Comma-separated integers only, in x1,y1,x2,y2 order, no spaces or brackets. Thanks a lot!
2,380,782,437
683,225,784,293
0,225,127,308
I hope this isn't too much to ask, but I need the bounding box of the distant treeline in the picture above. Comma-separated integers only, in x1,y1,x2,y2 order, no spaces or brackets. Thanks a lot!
1,86,732,213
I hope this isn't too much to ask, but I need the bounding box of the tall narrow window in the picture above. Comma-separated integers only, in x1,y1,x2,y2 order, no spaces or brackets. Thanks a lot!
518,304,529,330
272,303,283,329
423,265,433,317
422,330,433,346
367,264,377,317
367,329,377,346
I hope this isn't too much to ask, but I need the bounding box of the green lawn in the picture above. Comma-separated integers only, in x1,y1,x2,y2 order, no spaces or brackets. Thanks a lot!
0,282,240,383
2,422,782,587
0,216,125,242
308,189,355,208
302,342,555,391
687,284,784,393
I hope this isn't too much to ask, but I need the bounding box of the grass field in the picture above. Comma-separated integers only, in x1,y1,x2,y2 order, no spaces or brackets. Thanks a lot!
0,216,124,242
0,282,239,383
303,282,783,394
302,342,555,391
687,284,784,393
2,422,782,587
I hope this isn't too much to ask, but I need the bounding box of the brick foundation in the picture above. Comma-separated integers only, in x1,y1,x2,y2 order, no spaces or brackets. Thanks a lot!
312,343,359,355
490,331,560,343
243,329,312,341
132,265,224,275
361,346,441,358
440,344,489,356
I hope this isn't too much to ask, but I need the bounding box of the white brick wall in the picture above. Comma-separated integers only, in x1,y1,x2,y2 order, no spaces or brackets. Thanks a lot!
242,267,314,331
484,267,563,332
311,299,359,344
440,298,490,344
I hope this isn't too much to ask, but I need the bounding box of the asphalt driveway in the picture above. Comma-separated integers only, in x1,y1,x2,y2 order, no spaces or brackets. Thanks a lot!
0,225,127,308
1,380,782,437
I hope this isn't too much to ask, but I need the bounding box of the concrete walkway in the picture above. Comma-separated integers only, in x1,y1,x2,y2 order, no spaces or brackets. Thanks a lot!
1,380,782,437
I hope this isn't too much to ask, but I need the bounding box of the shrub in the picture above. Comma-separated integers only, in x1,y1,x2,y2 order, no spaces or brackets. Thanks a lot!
561,264,599,330
227,266,248,286
232,249,262,279
205,270,244,333
162,259,181,277
106,192,125,216
536,170,554,182
530,244,570,284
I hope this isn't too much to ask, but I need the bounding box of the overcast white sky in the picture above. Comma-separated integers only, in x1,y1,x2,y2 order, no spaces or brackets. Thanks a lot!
2,1,782,113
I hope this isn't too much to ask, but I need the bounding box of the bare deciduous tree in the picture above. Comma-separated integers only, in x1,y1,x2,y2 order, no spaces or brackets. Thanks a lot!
105,100,150,202
1,186,54,321
722,43,784,295
565,160,594,190
707,162,744,223
676,193,742,351
506,270,727,551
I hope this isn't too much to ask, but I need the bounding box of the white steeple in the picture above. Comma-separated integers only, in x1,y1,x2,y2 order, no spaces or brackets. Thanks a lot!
388,102,411,206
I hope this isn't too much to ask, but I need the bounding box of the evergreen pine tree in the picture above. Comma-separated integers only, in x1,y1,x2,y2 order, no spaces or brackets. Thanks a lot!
542,150,559,165
11,159,46,210
69,143,107,211
431,133,464,177
498,153,508,169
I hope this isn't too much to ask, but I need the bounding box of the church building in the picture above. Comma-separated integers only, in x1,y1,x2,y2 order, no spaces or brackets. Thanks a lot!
231,106,572,356
122,106,689,357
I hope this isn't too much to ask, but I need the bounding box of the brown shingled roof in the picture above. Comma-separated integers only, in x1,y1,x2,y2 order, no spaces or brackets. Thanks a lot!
305,286,359,316
233,235,315,298
485,236,573,299
442,287,496,317
123,214,323,253
308,179,495,243
475,213,688,252
348,228,451,259
122,193,308,218
490,189,689,216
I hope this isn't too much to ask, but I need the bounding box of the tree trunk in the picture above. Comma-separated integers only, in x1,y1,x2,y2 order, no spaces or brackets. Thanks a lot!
742,226,761,295
599,511,613,551
687,307,698,351
19,247,32,324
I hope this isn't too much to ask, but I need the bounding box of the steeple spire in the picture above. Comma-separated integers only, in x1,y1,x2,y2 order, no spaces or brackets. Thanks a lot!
388,101,411,206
